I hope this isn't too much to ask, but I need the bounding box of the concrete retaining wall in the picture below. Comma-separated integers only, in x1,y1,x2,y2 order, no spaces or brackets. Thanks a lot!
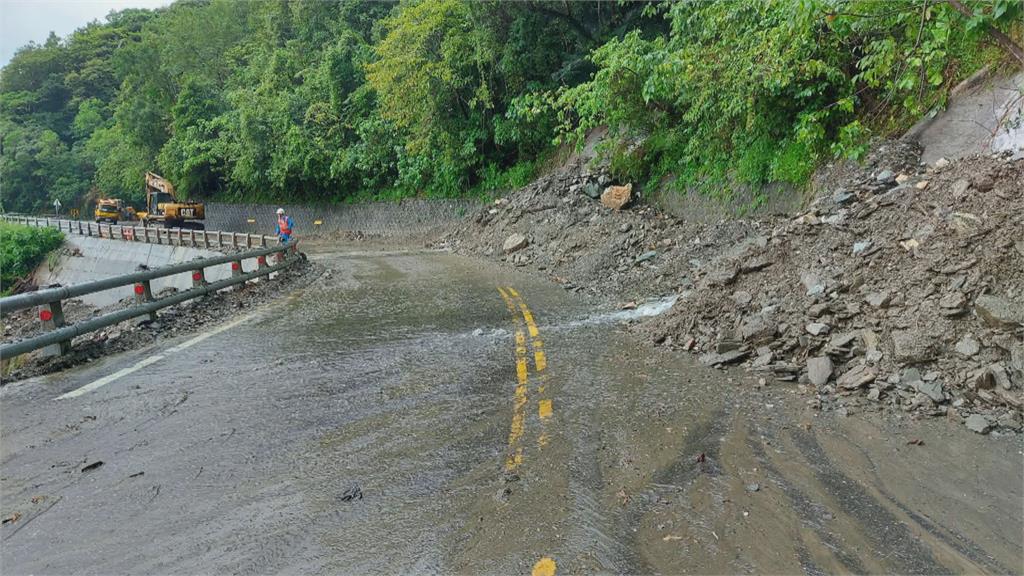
34,235,264,307
204,199,479,238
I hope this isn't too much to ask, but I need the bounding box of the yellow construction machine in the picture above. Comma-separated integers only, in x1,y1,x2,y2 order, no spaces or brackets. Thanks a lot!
136,172,206,229
94,198,128,223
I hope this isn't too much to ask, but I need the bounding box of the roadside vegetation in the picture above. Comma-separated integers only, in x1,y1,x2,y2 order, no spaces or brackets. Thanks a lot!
1,0,1020,212
0,222,64,294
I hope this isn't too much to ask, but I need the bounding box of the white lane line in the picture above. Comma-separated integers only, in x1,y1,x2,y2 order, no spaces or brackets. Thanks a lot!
56,314,257,400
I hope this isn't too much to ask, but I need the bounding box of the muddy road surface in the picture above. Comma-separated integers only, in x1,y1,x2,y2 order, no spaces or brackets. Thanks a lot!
2,248,1021,574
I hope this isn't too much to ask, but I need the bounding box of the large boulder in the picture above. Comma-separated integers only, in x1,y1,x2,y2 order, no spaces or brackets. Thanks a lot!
503,233,528,254
600,183,632,210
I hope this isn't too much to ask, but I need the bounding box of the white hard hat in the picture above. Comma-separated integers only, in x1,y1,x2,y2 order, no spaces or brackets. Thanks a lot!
276,208,285,215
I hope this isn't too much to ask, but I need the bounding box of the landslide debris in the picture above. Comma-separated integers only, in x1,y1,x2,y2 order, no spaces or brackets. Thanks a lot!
446,142,1023,435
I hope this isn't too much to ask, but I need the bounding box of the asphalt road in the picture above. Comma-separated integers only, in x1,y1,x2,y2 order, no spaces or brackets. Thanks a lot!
2,248,1022,574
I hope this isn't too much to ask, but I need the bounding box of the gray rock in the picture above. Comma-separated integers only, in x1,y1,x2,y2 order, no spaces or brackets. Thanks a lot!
852,240,873,255
733,291,752,307
807,356,833,386
635,250,658,264
503,233,528,253
875,169,895,184
837,364,877,390
997,412,1022,431
707,266,739,286
833,190,855,204
901,367,922,386
867,387,881,401
739,315,776,343
745,483,760,493
989,363,1012,390
1010,344,1024,388
955,334,980,357
974,295,1024,330
892,330,935,364
807,302,830,318
950,178,970,197
801,272,825,296
865,291,891,308
915,380,945,403
618,222,632,233
964,414,991,434
939,292,966,309
805,322,830,336
584,182,602,199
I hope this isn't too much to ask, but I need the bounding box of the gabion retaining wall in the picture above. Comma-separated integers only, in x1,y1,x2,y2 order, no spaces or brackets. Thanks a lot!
205,199,480,238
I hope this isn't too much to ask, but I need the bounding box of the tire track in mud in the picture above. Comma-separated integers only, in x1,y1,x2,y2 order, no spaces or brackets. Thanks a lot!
745,425,869,574
788,429,951,574
615,409,731,573
834,430,1017,574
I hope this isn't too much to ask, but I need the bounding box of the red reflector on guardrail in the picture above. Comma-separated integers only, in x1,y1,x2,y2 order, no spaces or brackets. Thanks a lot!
258,256,266,265
231,262,240,271
39,310,53,322
134,284,145,295
192,271,202,281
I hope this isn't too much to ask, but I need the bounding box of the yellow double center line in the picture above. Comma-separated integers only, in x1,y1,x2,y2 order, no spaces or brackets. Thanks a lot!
496,287,553,471
497,287,558,576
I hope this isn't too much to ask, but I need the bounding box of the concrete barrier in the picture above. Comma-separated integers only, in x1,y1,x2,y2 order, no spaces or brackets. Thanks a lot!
204,199,479,238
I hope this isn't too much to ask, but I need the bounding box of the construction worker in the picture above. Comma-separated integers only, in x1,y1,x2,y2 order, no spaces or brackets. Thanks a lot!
275,208,294,244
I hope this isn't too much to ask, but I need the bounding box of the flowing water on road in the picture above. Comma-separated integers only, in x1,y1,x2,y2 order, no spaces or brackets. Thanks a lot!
2,248,1021,574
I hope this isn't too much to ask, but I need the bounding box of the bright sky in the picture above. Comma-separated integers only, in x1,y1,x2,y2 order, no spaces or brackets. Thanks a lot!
0,0,170,67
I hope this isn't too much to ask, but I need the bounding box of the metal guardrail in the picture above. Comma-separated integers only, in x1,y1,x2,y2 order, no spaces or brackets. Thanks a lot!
1,214,278,250
0,242,301,359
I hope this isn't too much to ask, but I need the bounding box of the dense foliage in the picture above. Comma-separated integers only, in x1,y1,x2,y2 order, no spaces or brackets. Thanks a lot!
544,0,1020,198
0,223,64,292
0,0,1019,212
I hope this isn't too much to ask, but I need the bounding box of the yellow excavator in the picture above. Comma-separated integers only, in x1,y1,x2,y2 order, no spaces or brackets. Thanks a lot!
136,172,206,229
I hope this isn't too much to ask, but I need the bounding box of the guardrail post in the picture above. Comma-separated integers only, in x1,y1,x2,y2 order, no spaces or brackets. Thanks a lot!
257,254,268,271
191,267,206,288
176,228,183,246
78,221,83,235
231,260,243,278
134,281,158,322
39,301,71,356
189,229,196,247
260,236,267,248
231,232,239,249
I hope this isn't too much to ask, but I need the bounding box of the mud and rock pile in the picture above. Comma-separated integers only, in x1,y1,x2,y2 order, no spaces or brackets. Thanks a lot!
447,142,1023,435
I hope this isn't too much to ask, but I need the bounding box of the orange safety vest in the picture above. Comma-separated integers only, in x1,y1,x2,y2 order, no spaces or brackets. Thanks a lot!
277,215,291,235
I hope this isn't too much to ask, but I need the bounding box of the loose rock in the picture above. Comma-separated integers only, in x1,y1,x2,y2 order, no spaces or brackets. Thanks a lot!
807,356,833,386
